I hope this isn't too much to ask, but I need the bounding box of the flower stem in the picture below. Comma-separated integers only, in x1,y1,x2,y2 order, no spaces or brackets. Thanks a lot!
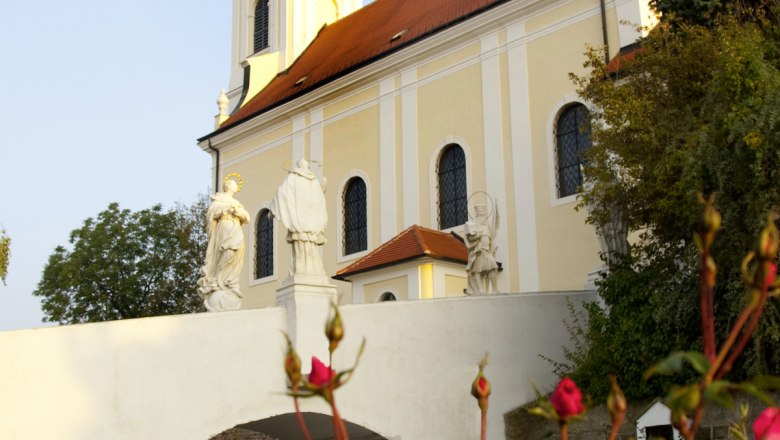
560,422,568,440
481,409,487,440
292,385,313,440
699,250,716,362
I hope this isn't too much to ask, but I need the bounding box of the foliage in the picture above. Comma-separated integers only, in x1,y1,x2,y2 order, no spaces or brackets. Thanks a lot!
33,196,208,324
568,7,780,400
0,228,9,285
649,0,780,28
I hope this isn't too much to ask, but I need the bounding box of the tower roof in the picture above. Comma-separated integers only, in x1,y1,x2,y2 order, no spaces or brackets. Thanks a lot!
334,225,467,279
212,0,508,135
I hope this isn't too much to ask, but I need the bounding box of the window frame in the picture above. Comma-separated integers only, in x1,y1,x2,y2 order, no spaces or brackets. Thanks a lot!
252,0,271,54
342,176,368,257
435,143,468,230
546,97,593,206
250,205,276,285
336,171,372,263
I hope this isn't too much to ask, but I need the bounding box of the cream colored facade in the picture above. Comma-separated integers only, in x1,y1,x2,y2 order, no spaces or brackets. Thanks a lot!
199,0,656,308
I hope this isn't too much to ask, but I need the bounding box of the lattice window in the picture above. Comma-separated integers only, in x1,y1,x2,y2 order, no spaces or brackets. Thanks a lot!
253,0,270,53
555,103,592,198
437,144,467,229
254,209,273,279
343,177,367,255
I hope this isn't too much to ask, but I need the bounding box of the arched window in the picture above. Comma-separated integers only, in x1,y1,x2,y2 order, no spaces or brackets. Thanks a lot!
555,103,592,198
379,292,397,302
255,209,273,279
343,177,367,255
437,144,467,229
253,0,270,53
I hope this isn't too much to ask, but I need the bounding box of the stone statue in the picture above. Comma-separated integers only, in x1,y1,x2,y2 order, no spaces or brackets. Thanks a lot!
465,200,499,294
197,173,250,311
270,158,328,280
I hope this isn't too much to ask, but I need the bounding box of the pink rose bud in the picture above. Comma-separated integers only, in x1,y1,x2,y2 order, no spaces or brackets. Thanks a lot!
551,377,584,420
754,407,780,440
765,263,777,287
308,356,334,386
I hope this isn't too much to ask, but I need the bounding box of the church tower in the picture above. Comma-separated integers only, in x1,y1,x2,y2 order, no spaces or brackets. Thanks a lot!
224,0,364,114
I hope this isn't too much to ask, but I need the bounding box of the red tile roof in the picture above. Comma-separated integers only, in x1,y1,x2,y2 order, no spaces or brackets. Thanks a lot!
334,225,467,279
216,0,508,133
606,43,641,75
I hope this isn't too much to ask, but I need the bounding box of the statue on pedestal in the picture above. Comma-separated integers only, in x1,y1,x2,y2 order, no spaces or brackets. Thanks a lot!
197,173,250,311
465,198,499,294
270,158,328,281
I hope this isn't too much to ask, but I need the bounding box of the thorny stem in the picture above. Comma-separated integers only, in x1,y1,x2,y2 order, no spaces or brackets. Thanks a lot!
326,353,349,440
292,384,313,440
699,249,716,363
608,414,623,440
717,285,768,380
481,409,487,440
560,422,569,440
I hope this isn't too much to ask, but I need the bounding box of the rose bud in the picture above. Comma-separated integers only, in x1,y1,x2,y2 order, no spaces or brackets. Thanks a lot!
471,372,491,411
308,356,335,387
284,347,302,386
757,221,779,261
754,407,780,440
607,376,627,422
551,377,584,420
325,303,344,353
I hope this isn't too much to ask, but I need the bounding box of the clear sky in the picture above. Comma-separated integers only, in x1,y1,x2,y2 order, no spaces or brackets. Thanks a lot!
0,1,230,331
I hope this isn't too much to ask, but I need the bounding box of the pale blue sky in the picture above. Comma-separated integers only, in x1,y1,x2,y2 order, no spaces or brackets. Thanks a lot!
0,1,230,330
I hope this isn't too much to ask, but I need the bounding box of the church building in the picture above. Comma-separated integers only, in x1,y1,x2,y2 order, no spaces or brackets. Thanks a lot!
197,0,656,307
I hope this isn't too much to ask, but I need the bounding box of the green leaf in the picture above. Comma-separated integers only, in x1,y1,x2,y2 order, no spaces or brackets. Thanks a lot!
645,352,685,380
682,351,710,375
665,384,701,413
703,380,736,409
737,383,775,406
644,351,709,380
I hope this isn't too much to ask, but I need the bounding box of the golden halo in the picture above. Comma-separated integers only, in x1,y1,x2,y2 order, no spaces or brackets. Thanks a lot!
224,172,243,192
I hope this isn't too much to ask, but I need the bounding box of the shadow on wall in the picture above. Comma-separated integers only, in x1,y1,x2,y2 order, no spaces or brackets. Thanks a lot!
212,412,389,440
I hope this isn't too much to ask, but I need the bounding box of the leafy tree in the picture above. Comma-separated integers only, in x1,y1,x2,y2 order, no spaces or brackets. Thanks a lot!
0,228,9,285
33,197,208,324
564,5,780,400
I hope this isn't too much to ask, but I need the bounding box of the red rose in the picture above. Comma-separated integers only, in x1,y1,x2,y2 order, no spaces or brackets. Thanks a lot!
308,356,334,386
551,377,584,420
754,407,780,440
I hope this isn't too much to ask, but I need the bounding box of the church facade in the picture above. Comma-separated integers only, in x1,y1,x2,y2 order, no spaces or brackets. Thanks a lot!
198,0,656,308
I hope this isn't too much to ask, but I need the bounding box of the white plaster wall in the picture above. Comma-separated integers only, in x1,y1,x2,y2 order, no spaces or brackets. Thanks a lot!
0,308,291,440
334,291,596,440
0,291,595,439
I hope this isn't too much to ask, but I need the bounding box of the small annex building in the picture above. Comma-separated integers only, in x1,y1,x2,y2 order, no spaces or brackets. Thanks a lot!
334,224,470,303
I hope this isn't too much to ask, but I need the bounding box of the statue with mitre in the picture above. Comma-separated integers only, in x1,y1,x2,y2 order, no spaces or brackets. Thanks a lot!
465,194,499,294
197,173,250,311
270,158,328,281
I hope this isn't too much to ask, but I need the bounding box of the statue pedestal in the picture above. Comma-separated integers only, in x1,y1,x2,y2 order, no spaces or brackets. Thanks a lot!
276,278,338,366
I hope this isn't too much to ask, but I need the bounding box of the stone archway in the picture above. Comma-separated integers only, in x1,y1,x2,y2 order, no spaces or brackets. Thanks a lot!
210,412,389,440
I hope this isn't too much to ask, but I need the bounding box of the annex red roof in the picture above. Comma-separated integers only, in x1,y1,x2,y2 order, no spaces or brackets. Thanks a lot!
216,0,508,133
606,43,641,75
334,225,467,279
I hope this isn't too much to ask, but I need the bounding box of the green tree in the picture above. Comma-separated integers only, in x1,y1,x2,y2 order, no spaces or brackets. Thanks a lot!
33,197,208,324
0,228,9,285
565,5,780,400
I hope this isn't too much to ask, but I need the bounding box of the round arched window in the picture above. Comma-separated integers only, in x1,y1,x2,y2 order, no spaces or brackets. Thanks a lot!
379,292,396,302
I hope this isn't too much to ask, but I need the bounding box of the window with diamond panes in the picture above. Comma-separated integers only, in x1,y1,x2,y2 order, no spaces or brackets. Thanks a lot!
253,0,270,53
343,177,367,255
556,103,592,198
437,144,467,229
255,209,273,279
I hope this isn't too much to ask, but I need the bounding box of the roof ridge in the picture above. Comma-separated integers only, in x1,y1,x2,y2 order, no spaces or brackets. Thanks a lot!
337,224,419,275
